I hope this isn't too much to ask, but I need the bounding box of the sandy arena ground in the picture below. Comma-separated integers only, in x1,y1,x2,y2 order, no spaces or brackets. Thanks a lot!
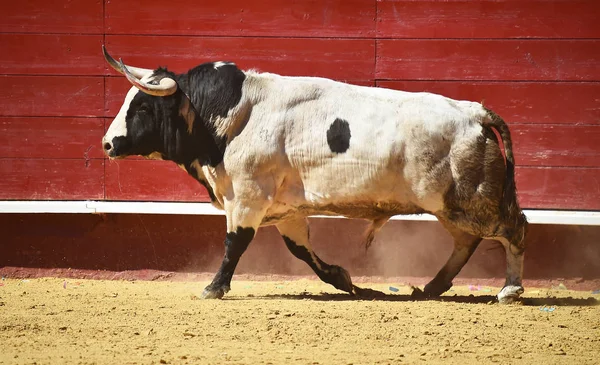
0,277,598,365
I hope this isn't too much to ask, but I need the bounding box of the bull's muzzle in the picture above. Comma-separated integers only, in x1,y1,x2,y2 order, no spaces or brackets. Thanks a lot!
102,137,115,157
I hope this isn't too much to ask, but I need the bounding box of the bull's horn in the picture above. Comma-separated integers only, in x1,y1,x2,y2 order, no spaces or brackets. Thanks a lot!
120,58,178,97
102,45,153,79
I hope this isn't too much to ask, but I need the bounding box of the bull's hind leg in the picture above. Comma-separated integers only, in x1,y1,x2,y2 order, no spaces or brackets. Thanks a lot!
276,218,354,294
413,217,482,298
489,220,528,304
496,237,525,304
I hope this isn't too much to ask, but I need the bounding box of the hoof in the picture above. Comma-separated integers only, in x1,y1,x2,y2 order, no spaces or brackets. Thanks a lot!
329,265,354,293
352,285,386,299
411,282,450,300
201,285,228,299
423,281,452,297
410,287,428,300
497,285,524,304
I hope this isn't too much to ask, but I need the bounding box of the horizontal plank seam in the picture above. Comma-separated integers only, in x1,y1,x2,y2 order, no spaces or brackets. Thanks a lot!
374,79,600,83
4,31,595,41
1,158,599,170
103,33,600,41
516,165,600,170
509,123,600,127
1,116,591,126
0,115,106,119
374,37,600,41
0,74,106,78
2,74,599,83
0,158,105,161
0,31,104,36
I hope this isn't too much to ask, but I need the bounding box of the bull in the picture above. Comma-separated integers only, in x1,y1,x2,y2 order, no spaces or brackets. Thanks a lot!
101,46,528,304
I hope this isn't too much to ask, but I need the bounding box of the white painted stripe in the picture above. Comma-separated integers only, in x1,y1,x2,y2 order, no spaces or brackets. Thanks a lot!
0,201,599,225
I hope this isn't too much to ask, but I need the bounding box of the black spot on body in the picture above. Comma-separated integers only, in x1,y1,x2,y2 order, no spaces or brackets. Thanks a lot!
327,118,351,153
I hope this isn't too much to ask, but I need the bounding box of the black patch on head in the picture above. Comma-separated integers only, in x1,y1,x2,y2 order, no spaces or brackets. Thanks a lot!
326,118,351,153
180,62,245,155
111,63,246,171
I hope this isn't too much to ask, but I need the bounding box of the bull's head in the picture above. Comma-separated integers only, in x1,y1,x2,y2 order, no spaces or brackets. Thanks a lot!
101,46,184,160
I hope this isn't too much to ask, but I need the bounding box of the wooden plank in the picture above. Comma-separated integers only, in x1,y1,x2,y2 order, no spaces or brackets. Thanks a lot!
0,159,104,200
376,40,600,81
1,0,103,34
0,117,105,159
376,81,600,124
516,167,600,210
0,34,105,76
377,0,600,39
511,124,600,168
104,36,375,81
104,162,598,209
105,160,210,202
0,76,104,117
106,0,375,37
105,77,375,117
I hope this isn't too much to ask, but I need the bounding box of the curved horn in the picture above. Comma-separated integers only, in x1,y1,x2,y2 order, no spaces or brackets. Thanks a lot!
120,59,178,97
102,45,153,79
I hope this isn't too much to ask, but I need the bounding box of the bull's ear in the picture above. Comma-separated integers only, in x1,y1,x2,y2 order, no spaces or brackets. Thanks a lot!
179,93,197,135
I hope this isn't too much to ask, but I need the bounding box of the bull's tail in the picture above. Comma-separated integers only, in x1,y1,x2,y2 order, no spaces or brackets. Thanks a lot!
481,107,521,221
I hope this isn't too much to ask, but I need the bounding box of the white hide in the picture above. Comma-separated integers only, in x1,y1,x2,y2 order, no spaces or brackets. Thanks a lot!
103,86,138,148
212,72,491,225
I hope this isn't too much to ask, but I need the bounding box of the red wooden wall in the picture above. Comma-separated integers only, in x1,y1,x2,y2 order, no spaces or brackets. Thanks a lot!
1,0,599,210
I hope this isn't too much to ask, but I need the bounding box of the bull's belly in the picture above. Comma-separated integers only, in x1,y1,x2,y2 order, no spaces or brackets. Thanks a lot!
261,157,448,225
262,200,427,225
262,169,430,225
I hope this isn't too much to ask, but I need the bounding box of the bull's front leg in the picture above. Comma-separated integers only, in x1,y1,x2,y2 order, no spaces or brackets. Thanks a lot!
201,226,256,299
202,182,270,299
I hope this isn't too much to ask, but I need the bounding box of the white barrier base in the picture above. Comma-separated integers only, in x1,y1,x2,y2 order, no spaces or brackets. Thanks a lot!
0,200,599,226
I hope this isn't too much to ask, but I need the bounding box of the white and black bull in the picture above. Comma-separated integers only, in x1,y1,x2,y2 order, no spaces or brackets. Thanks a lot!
101,46,528,304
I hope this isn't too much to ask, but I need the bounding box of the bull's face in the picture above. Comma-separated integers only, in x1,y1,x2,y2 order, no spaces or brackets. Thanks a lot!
101,46,179,160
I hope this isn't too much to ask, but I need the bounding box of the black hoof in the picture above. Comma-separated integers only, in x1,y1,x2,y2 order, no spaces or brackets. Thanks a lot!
328,265,354,293
423,281,452,297
352,285,386,299
410,287,427,300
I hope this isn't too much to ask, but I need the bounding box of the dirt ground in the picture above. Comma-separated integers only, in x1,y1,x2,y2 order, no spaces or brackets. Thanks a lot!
0,277,598,365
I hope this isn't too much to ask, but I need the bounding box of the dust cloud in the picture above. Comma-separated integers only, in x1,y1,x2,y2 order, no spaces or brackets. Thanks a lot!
188,217,508,281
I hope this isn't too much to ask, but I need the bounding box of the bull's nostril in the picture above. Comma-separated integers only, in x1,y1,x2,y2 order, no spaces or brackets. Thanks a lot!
104,143,112,151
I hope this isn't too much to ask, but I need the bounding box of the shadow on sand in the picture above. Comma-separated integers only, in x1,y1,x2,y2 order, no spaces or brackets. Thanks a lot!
229,287,599,307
